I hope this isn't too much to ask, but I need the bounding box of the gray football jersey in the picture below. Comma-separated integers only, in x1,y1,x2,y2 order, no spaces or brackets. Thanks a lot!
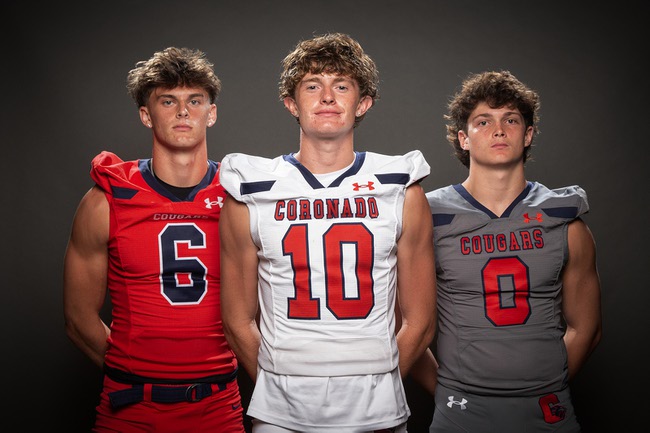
427,182,589,396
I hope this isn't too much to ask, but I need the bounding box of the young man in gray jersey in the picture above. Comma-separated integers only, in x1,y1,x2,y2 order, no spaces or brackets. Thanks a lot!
416,70,602,432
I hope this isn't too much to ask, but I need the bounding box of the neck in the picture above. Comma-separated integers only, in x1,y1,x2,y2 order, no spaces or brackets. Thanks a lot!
151,147,209,187
463,165,527,216
295,133,356,174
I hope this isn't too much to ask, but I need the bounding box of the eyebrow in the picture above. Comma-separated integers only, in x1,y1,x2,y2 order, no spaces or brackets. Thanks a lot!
301,75,353,85
471,111,522,121
156,92,206,100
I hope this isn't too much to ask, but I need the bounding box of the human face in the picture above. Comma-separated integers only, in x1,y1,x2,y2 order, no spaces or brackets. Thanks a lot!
284,72,372,140
140,86,216,150
459,102,533,168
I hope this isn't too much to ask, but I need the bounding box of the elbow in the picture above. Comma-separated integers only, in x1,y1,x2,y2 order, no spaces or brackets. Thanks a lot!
425,308,437,342
63,314,82,345
591,324,603,353
425,318,436,345
221,315,250,349
221,319,237,346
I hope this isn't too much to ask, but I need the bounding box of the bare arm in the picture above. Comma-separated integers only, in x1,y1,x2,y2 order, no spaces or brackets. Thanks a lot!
63,186,110,367
395,183,437,378
562,218,602,379
395,306,439,396
408,347,439,396
219,195,261,381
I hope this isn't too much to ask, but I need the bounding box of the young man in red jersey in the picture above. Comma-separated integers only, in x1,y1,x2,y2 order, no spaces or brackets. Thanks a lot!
63,47,245,432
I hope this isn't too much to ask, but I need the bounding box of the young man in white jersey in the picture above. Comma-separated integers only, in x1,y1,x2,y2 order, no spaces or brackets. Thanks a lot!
417,70,602,432
219,33,437,432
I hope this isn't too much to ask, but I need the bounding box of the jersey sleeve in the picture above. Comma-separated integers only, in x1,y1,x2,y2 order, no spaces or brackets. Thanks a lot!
90,151,139,195
220,152,281,202
402,149,431,186
536,184,590,220
370,149,431,187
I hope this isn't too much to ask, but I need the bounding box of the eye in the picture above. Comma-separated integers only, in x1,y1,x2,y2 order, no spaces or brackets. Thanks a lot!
162,99,174,106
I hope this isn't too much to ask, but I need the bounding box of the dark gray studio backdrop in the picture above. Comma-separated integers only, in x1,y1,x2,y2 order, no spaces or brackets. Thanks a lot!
3,1,647,431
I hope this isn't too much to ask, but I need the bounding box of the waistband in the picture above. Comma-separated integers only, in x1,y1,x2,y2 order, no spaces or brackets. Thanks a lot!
104,365,238,409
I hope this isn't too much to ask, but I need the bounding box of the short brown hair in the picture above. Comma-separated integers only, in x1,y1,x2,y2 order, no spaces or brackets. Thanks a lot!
445,70,540,168
126,47,221,107
279,33,379,126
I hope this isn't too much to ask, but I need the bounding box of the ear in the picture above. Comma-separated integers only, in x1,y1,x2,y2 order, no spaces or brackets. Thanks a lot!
283,97,299,117
355,95,373,116
207,104,217,127
524,125,534,147
458,130,469,150
139,107,152,128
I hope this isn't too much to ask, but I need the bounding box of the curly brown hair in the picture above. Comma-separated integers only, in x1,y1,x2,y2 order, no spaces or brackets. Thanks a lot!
126,47,221,107
278,33,379,126
445,70,540,168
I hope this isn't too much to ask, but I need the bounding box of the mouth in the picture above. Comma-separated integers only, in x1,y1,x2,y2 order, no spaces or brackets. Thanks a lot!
315,109,341,115
174,123,192,131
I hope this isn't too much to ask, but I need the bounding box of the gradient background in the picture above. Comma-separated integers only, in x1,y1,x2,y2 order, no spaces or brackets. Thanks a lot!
4,1,647,431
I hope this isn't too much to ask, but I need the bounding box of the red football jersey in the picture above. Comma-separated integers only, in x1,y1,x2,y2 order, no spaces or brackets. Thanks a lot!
91,151,236,380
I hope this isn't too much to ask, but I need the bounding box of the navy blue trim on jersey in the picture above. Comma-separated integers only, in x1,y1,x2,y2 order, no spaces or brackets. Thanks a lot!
195,160,219,196
111,186,139,199
542,206,580,219
453,181,533,219
329,151,366,187
140,158,177,201
432,213,456,226
375,173,410,185
138,159,219,202
283,152,367,188
240,180,276,196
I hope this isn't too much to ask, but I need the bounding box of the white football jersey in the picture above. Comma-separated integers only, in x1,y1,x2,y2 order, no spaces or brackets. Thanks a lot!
220,150,430,377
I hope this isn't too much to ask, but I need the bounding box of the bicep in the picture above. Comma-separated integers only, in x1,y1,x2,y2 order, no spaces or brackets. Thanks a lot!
562,219,601,329
219,195,259,322
397,183,436,320
63,186,109,317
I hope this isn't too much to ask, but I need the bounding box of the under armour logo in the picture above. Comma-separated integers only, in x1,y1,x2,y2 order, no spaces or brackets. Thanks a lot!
352,181,374,191
447,396,468,410
204,196,224,209
523,212,543,223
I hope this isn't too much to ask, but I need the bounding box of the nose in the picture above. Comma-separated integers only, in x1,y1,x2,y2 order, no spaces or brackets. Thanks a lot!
321,88,335,104
176,104,189,118
493,126,505,137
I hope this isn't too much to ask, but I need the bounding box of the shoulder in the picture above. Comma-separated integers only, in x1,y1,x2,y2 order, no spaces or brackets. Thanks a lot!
528,182,590,220
425,185,470,228
71,185,109,243
220,153,285,200
90,151,140,192
426,184,459,209
220,153,287,179
426,184,456,200
365,150,431,185
221,152,276,171
568,217,596,249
